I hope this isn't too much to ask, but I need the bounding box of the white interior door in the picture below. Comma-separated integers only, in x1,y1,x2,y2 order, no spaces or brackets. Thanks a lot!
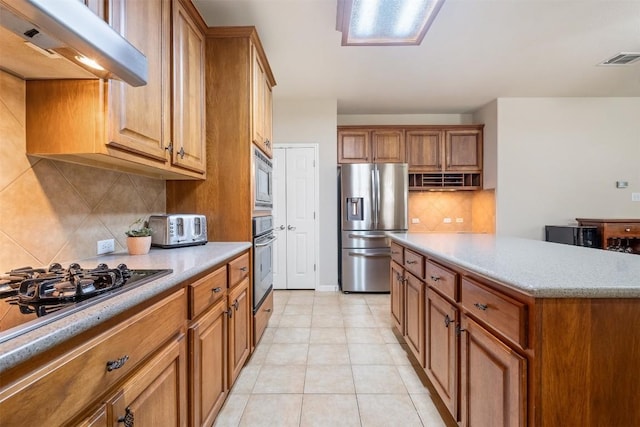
273,146,318,290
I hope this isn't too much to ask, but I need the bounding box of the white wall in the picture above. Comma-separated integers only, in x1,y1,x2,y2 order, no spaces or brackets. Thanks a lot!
495,98,640,239
273,98,338,290
337,113,473,126
472,100,498,190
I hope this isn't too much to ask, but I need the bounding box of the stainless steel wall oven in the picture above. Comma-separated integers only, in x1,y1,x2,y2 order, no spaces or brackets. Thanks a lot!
254,148,273,210
252,216,275,313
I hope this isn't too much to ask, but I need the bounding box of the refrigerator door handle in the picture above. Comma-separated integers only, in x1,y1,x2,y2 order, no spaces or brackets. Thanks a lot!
347,233,387,239
371,169,378,228
348,252,391,258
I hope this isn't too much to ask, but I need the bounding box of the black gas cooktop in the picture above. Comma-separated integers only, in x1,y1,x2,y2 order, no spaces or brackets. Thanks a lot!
0,262,172,343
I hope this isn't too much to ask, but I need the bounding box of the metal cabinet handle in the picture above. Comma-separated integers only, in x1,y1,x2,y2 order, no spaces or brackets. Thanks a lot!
444,314,453,327
474,303,488,311
212,287,222,293
177,146,185,159
406,260,418,265
430,275,440,282
239,266,248,272
625,228,631,232
456,325,465,336
106,355,129,372
164,142,173,153
225,309,232,318
233,300,240,311
117,407,134,427
288,225,296,231
265,308,272,313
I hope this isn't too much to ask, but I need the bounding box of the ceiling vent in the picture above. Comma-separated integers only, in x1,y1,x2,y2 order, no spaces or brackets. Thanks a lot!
599,52,640,66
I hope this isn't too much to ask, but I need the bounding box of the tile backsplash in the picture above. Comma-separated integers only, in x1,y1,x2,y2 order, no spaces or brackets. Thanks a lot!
0,71,165,272
408,190,495,233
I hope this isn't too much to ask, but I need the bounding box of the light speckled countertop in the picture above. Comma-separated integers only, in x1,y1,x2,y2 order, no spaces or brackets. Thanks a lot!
0,242,251,374
388,233,640,298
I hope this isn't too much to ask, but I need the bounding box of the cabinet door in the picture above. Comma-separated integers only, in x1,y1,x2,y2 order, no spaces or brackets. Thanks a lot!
263,80,273,157
338,130,370,163
425,288,458,420
390,261,405,335
445,129,482,171
372,129,405,163
252,47,266,150
406,130,443,171
189,298,227,427
460,316,526,427
404,273,425,367
228,277,251,386
110,334,187,427
107,0,171,163
172,0,206,173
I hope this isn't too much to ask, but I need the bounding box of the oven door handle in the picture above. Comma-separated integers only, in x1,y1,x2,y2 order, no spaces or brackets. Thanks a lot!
255,235,278,247
348,252,390,258
347,234,387,239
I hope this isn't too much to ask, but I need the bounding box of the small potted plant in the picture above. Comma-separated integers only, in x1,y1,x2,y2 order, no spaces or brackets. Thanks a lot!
125,218,153,255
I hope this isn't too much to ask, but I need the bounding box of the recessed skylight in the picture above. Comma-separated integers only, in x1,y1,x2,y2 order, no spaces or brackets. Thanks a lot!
336,0,445,46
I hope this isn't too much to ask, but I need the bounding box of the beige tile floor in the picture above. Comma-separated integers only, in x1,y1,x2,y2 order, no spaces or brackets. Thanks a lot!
213,290,448,427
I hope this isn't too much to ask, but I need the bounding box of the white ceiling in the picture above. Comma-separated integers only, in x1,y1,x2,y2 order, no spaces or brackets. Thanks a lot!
192,0,640,115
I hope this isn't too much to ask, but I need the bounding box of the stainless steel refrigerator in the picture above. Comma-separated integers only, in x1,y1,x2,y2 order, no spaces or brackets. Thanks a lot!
339,163,408,292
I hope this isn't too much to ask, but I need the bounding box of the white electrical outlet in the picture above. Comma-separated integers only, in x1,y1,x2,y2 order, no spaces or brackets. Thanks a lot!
443,217,452,223
411,218,420,224
97,239,115,255
456,218,464,223
632,193,640,202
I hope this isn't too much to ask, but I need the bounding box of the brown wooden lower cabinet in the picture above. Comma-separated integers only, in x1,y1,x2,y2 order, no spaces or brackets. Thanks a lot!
425,288,458,420
0,250,257,427
460,315,526,427
228,277,251,386
390,261,405,334
189,297,227,427
404,272,425,366
109,334,188,427
391,240,640,425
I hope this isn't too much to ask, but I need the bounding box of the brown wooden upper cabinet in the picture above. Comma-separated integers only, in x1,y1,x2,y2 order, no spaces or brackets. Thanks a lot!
406,126,483,173
338,128,405,163
252,46,274,157
25,0,206,180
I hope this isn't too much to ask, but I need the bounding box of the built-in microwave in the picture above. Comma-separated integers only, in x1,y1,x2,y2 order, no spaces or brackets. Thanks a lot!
254,147,273,210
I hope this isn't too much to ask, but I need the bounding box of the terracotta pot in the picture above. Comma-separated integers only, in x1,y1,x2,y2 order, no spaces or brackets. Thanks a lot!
126,236,152,255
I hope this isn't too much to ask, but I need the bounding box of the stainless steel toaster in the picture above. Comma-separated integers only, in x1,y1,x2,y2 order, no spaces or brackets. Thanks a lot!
148,214,208,248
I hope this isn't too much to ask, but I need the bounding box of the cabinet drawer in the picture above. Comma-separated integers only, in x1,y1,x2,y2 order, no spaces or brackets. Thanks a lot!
390,242,404,265
426,260,458,301
404,249,425,279
461,278,527,348
254,288,273,346
229,252,250,289
189,265,227,319
0,289,186,426
605,223,640,237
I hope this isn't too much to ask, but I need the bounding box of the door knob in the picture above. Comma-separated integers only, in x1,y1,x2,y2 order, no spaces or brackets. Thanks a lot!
288,225,296,231
278,225,286,230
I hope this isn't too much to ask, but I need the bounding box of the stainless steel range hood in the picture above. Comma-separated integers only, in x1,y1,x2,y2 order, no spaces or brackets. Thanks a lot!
0,0,147,86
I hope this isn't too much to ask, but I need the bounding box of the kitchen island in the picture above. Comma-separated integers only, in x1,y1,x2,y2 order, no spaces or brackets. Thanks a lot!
387,232,640,427
0,241,251,426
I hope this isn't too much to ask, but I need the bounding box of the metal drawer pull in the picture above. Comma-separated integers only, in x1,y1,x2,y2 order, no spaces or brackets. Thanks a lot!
106,355,129,372
430,275,440,282
444,314,453,327
265,308,272,312
474,303,488,311
212,287,222,293
239,266,248,272
625,228,631,232
117,407,134,427
406,260,418,264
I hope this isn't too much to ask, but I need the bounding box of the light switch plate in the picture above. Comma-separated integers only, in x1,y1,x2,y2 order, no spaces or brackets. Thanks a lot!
632,193,640,202
443,217,452,223
411,218,420,224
